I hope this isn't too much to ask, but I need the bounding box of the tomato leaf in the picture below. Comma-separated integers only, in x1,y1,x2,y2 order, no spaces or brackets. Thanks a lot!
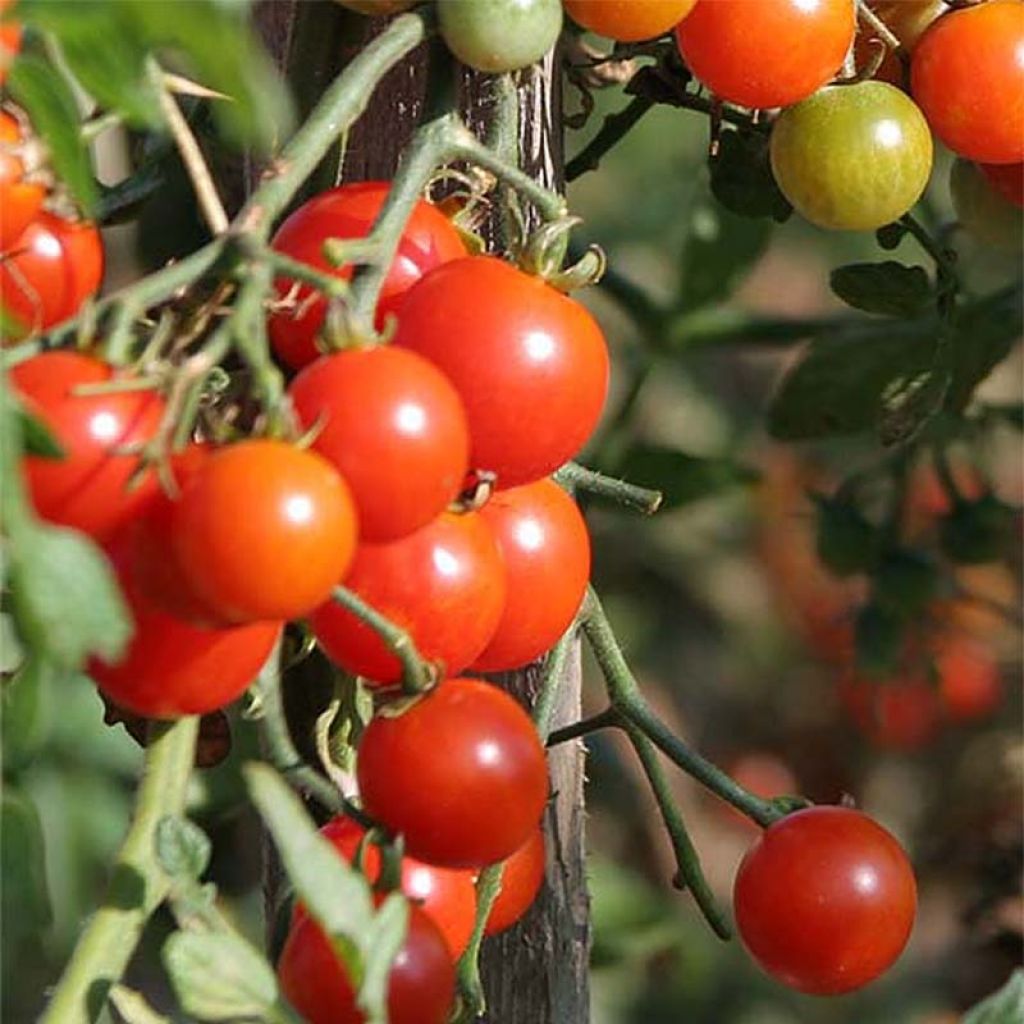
1,789,52,937
17,405,66,460
7,524,132,670
618,443,757,511
963,969,1024,1024
163,930,280,1021
356,891,409,1024
155,816,212,881
2,656,53,775
7,54,99,215
830,262,933,318
678,199,772,312
709,130,792,223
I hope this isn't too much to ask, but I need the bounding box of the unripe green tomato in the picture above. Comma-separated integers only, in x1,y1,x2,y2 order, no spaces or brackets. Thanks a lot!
438,0,562,73
950,158,1024,251
334,0,416,13
770,81,933,231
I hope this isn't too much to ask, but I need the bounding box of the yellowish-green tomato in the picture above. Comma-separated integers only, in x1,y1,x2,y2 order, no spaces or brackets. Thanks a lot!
438,0,562,73
334,0,416,15
950,158,1024,251
769,81,933,231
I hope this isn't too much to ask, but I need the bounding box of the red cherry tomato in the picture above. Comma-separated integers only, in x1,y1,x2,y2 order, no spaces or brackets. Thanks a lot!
310,511,505,685
675,0,856,110
88,542,281,719
839,673,940,751
173,440,359,623
10,351,165,542
0,0,21,85
1,212,103,339
278,900,455,1024
911,1,1024,165
128,444,227,625
395,257,609,488
979,162,1024,209
564,0,698,42
295,817,477,957
485,826,545,936
288,346,470,541
936,638,1002,723
471,479,590,672
357,678,549,868
268,182,467,369
0,111,44,250
734,806,917,995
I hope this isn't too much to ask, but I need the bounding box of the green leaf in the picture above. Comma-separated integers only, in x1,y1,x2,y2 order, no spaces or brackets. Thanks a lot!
156,816,212,881
244,764,373,976
109,986,172,1024
948,286,1023,413
709,130,791,222
17,404,66,460
1,789,52,937
767,319,938,442
0,612,24,672
7,54,99,215
963,970,1024,1024
2,655,53,775
357,892,409,1024
830,262,933,318
8,524,132,670
163,930,279,1021
618,443,757,511
678,200,772,312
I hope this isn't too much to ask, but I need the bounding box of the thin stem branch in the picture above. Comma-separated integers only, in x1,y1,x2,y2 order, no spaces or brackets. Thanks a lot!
566,94,654,182
40,717,200,1024
533,627,578,742
581,587,783,829
149,58,229,236
454,863,503,1023
330,586,432,694
857,0,902,51
555,461,663,515
623,721,731,940
546,706,621,747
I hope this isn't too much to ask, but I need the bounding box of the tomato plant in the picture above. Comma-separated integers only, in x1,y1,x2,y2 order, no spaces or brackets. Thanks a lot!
471,478,590,672
310,511,506,684
911,0,1024,165
278,901,456,1024
438,0,563,73
288,346,470,541
268,182,466,369
172,440,358,623
10,350,165,541
357,678,549,868
0,111,44,250
674,0,855,110
564,0,698,42
395,257,610,487
840,672,940,751
770,81,933,231
855,0,945,86
734,806,917,995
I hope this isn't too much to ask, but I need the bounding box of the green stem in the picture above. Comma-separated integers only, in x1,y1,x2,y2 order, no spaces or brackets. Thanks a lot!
566,94,654,182
330,586,432,694
263,248,352,300
554,461,663,515
40,717,200,1024
546,706,621,747
623,720,731,940
900,212,959,317
454,863,504,1023
532,627,578,742
581,587,782,829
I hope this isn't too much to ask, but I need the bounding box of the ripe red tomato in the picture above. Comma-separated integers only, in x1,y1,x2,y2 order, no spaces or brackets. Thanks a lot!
1,212,103,339
839,673,940,751
278,900,455,1024
0,111,44,250
911,1,1024,165
288,346,470,542
296,817,477,957
395,257,609,487
734,806,917,995
88,541,281,719
357,678,549,868
471,479,590,672
980,162,1024,209
674,0,856,110
564,0,698,42
310,511,505,684
268,182,466,369
10,351,165,541
936,638,1002,723
173,440,358,623
484,826,545,936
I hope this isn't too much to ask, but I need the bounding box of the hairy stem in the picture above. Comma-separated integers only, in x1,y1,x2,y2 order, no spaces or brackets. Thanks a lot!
555,461,663,515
